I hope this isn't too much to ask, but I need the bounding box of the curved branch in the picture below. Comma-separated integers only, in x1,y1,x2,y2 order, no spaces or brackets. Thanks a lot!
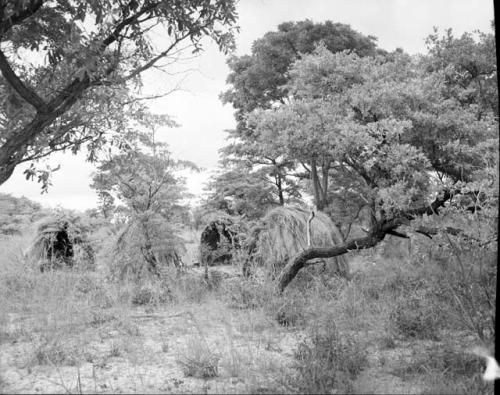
276,189,454,292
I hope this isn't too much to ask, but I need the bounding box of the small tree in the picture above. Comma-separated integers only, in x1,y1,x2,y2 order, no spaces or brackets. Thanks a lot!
91,121,192,279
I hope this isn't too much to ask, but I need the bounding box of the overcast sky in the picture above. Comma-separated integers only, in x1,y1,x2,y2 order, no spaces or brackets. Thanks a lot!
0,0,494,211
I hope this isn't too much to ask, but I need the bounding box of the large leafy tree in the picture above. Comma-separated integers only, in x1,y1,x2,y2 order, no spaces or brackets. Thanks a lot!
0,0,238,186
244,30,497,290
219,20,383,211
221,20,380,123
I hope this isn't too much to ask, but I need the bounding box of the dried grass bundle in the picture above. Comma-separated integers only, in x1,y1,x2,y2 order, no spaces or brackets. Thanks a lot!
103,214,185,281
26,215,93,269
254,206,349,276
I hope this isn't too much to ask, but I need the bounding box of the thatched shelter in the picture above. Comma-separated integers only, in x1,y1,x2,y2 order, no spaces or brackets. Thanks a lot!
103,215,185,281
199,218,240,266
248,206,349,277
26,215,94,271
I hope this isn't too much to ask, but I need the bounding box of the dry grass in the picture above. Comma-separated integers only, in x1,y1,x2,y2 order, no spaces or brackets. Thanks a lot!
1,224,494,394
176,334,221,378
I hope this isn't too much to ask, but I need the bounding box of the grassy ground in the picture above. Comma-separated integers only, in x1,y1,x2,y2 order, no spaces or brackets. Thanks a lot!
0,232,494,394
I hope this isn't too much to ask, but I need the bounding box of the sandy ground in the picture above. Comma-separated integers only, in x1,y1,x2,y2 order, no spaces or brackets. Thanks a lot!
0,255,488,394
2,303,429,394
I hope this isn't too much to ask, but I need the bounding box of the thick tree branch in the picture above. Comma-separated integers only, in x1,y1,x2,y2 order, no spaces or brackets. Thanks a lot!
0,49,48,112
276,189,454,292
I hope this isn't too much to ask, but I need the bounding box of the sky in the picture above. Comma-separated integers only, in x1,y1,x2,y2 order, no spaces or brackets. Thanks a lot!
0,0,495,211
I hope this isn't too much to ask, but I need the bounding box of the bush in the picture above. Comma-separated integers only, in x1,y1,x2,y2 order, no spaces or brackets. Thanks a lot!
27,336,81,367
392,343,490,394
288,320,366,394
272,290,308,328
219,278,272,310
394,344,481,378
176,335,220,378
388,291,441,340
430,240,496,341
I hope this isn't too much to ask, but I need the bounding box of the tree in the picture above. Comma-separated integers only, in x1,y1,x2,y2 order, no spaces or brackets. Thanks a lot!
219,134,300,207
244,34,497,290
91,123,193,277
0,192,44,234
204,163,295,219
0,0,238,186
218,21,383,212
221,20,380,124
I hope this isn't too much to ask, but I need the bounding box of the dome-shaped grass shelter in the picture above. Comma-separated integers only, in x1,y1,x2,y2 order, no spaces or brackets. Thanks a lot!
199,217,241,266
26,215,94,271
246,206,349,278
101,214,186,281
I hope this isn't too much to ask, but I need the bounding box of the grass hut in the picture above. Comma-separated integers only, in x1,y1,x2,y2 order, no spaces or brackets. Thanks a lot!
26,215,94,271
199,217,241,267
102,215,186,282
251,206,349,277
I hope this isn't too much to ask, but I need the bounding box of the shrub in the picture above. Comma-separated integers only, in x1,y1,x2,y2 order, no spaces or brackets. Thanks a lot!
288,320,367,394
388,291,441,340
430,240,496,341
28,336,81,367
219,278,272,310
176,335,220,378
129,282,173,306
271,290,308,328
394,344,481,378
392,343,490,394
165,272,211,304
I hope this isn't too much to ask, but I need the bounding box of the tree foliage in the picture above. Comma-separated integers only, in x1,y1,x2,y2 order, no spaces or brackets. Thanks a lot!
0,192,44,235
217,20,381,213
204,164,289,219
221,20,380,122
250,30,497,214
0,0,238,186
217,22,497,290
91,123,192,277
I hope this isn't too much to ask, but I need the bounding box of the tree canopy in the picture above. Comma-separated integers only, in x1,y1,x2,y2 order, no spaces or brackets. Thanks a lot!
216,21,498,289
213,20,382,215
91,122,192,277
0,0,238,187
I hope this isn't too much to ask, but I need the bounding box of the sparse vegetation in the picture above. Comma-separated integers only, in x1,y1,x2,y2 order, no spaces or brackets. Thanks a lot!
176,335,221,378
0,3,496,393
287,319,367,394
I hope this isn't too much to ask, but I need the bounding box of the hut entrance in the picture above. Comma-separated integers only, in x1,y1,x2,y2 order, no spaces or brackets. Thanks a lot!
26,217,94,272
46,224,74,264
200,219,239,267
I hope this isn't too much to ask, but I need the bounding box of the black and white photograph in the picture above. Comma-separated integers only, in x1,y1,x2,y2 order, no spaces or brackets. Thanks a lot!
0,0,497,393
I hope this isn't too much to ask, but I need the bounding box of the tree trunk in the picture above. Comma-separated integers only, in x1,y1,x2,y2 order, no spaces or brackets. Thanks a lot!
310,158,331,211
310,159,325,211
321,159,330,207
276,173,285,205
